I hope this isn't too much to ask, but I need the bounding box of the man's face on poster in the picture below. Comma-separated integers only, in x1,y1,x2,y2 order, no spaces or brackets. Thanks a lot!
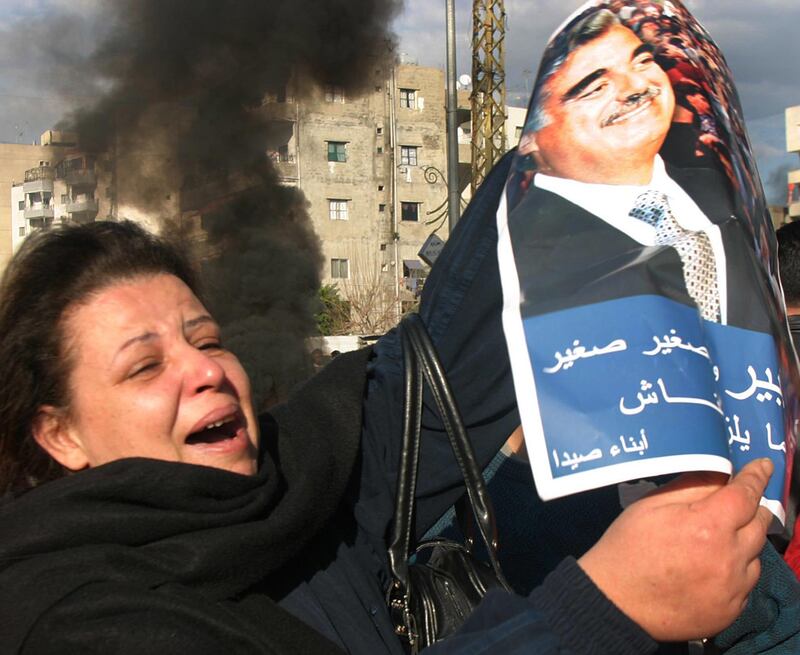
520,24,675,185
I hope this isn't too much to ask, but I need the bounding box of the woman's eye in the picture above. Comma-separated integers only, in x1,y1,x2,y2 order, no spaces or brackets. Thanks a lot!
129,360,160,378
197,340,222,351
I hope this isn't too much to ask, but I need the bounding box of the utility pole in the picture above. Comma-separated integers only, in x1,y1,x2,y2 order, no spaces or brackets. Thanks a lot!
445,0,461,231
471,0,507,193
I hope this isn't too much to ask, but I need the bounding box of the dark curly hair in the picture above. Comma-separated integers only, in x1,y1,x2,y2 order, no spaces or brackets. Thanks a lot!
778,221,800,307
0,220,198,496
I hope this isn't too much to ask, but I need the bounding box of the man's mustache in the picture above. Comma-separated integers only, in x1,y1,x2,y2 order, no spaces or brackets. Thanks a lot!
601,86,662,127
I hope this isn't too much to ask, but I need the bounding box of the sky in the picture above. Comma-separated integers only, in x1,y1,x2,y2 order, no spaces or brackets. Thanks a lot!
1,0,798,202
392,0,800,204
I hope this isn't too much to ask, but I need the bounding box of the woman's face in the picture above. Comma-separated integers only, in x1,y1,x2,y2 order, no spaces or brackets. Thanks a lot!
46,273,259,475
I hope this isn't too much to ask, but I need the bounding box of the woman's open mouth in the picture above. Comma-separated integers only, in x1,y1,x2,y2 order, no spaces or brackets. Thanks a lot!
185,410,245,446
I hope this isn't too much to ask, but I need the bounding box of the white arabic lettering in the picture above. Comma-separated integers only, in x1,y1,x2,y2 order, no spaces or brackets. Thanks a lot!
726,414,751,452
766,422,786,453
619,379,723,416
553,448,604,471
725,366,783,407
543,339,628,374
642,329,710,359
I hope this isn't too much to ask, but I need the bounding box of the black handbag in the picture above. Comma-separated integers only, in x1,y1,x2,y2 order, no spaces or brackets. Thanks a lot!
387,313,512,653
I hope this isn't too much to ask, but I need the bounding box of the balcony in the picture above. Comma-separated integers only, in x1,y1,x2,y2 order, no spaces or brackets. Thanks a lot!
268,151,298,183
66,198,99,215
23,167,54,195
24,166,55,183
261,100,298,123
24,205,55,221
64,168,97,188
274,160,298,183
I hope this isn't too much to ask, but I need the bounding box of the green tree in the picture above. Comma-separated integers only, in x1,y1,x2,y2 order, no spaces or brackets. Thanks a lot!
315,284,351,335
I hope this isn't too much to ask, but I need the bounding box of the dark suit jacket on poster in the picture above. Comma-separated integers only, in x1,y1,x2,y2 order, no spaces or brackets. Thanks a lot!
508,165,774,334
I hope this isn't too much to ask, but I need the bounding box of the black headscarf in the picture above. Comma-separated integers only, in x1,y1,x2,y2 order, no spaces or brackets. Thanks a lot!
0,348,372,654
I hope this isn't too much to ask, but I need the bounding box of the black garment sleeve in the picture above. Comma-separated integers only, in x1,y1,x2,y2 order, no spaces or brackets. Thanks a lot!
422,558,657,655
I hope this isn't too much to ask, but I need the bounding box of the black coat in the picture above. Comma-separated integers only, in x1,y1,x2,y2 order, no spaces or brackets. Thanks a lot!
509,165,775,334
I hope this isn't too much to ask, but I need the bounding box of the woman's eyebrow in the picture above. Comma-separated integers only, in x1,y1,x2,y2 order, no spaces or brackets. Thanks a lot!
115,332,158,359
184,315,217,330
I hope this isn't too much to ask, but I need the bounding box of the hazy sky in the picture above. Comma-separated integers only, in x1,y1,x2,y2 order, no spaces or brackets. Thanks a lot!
1,0,798,201
392,0,800,203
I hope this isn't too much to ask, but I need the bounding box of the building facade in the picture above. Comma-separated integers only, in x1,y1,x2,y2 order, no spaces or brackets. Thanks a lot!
10,151,102,254
0,131,78,271
5,65,521,335
262,64,455,332
6,129,181,272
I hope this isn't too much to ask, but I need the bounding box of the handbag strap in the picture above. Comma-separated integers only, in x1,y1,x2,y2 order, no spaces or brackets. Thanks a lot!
387,313,509,601
387,315,424,595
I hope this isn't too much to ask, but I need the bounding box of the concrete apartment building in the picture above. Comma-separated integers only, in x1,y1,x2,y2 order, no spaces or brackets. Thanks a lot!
6,127,173,275
0,131,79,272
10,150,102,254
788,106,800,222
4,64,521,333
263,63,457,331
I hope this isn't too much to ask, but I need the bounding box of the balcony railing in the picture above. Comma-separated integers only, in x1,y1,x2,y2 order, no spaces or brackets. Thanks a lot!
24,166,55,183
273,159,298,183
261,100,298,122
66,198,99,215
64,168,97,187
24,205,55,221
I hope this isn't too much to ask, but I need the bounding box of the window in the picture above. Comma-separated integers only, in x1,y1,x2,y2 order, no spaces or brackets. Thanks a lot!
327,141,347,162
324,85,345,103
328,199,349,221
399,88,417,109
278,144,292,162
18,226,25,237
514,126,523,141
401,202,420,222
331,258,349,279
379,204,386,213
61,194,70,204
376,146,383,154
376,126,383,135
378,184,384,191
18,200,24,210
400,146,418,166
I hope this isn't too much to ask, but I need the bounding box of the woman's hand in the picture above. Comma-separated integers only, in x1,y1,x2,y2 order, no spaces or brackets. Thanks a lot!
578,458,774,642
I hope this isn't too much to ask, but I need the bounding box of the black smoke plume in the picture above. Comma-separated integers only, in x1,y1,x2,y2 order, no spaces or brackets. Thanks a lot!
53,0,401,407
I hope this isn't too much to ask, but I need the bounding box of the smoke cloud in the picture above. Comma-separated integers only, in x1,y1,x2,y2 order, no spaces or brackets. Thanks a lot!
45,0,401,407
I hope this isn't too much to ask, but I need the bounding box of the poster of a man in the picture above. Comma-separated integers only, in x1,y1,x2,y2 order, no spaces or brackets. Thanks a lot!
506,6,772,332
497,0,797,514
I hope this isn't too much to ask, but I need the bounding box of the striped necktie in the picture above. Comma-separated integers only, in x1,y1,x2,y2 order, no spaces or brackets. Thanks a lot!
629,190,721,322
